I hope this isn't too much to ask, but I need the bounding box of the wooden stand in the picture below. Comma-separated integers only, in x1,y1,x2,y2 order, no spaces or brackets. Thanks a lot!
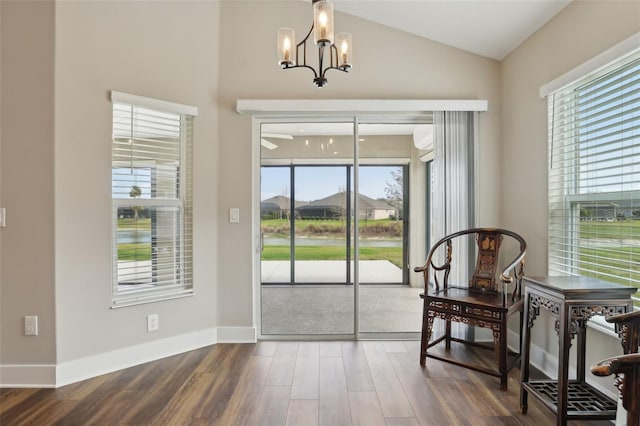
519,276,636,426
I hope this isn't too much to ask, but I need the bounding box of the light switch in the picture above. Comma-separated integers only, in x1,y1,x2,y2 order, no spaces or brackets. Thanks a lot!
230,207,240,223
0,208,5,227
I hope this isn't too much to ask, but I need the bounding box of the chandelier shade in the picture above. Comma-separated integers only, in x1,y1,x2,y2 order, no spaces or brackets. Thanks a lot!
277,0,352,87
277,28,296,67
313,1,334,46
335,32,352,69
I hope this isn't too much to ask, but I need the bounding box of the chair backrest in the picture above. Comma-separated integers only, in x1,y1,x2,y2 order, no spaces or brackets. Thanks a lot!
470,230,503,292
415,228,527,298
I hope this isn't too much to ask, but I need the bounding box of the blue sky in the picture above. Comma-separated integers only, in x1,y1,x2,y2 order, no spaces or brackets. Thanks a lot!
261,165,400,202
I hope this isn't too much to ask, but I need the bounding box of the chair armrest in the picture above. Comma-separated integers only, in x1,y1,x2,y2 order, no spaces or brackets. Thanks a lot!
498,232,527,285
591,353,640,377
606,310,640,325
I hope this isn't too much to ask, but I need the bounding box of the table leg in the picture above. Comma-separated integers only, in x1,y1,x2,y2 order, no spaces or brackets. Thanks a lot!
576,319,586,382
557,302,570,426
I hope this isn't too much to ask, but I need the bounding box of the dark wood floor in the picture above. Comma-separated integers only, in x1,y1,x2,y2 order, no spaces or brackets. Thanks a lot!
0,340,613,425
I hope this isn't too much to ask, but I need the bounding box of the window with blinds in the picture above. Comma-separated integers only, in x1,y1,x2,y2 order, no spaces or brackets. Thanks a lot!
111,92,196,306
548,49,640,300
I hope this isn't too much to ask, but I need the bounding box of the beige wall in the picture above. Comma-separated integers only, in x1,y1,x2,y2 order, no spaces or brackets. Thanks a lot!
217,1,502,328
501,0,640,383
0,1,56,365
53,1,220,362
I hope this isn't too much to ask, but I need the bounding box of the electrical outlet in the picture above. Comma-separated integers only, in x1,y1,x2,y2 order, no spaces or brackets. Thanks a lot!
25,315,38,336
147,314,159,332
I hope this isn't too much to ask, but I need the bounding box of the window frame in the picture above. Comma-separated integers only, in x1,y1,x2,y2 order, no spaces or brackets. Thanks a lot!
110,91,197,308
546,48,640,301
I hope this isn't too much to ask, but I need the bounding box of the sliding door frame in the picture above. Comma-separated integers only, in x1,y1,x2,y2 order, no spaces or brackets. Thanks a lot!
253,115,431,341
245,101,487,340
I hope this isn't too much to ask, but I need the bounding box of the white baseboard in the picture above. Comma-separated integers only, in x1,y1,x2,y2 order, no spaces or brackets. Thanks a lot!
1,326,257,389
0,364,57,388
55,327,218,387
217,326,256,343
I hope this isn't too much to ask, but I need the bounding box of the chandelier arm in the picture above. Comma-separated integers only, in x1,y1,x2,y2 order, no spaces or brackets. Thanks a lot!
290,24,318,79
330,43,337,69
321,65,349,77
320,45,348,77
318,45,325,78
298,24,313,69
282,63,319,79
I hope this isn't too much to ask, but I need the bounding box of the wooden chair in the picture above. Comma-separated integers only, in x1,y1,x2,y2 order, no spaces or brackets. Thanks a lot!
591,310,640,426
414,228,527,390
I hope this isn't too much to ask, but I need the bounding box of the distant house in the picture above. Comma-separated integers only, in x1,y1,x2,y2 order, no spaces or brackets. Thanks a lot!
580,200,639,221
296,192,396,220
360,196,398,220
261,196,307,219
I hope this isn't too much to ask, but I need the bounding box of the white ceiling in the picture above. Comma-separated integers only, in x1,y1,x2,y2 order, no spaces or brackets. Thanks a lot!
332,0,572,60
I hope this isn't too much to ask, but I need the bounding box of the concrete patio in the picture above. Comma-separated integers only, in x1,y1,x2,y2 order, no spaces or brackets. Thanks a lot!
261,260,422,335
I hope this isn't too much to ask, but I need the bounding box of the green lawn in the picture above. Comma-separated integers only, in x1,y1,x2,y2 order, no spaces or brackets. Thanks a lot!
577,221,640,298
117,218,151,230
261,245,403,268
118,243,151,261
117,218,151,260
579,246,640,291
260,219,403,267
579,220,640,240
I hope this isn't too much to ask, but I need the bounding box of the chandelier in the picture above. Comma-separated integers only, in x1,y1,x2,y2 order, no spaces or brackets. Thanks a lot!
277,0,352,87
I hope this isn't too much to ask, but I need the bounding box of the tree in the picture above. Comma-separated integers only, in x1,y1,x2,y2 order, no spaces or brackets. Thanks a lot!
332,186,348,231
384,167,403,220
129,185,143,220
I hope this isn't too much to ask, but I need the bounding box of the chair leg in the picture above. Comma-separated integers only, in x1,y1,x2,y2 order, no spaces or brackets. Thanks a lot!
445,320,452,350
496,328,508,391
420,316,434,365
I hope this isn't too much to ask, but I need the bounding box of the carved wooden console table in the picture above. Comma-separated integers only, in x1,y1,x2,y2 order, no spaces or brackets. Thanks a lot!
519,276,636,426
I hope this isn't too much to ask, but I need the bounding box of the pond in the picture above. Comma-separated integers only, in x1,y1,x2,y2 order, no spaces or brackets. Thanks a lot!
118,229,151,244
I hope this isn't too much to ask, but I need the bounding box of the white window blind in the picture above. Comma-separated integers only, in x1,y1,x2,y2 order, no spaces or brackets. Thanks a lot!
111,93,196,306
548,48,640,300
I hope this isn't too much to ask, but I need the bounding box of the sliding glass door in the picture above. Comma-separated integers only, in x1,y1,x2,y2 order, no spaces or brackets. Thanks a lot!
260,122,355,335
357,124,421,334
259,120,427,337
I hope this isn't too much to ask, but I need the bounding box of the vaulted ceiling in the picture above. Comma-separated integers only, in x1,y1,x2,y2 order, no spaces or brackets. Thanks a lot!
332,0,572,60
